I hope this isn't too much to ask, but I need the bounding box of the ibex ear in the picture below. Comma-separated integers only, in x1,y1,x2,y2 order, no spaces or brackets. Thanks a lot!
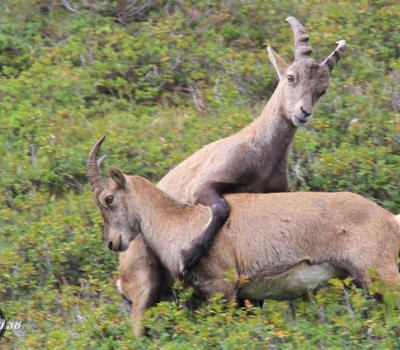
267,45,288,80
109,166,126,188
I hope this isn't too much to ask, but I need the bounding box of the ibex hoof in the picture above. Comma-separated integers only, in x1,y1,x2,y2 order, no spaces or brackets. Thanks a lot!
178,257,188,277
179,244,206,278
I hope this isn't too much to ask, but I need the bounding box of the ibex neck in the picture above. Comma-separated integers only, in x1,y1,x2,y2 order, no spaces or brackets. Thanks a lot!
243,83,296,158
132,176,200,275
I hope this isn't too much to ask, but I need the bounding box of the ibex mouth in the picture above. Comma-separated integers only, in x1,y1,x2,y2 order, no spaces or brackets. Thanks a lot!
293,114,312,126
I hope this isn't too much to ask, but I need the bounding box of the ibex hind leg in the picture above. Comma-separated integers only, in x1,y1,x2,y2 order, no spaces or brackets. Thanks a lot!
344,259,400,293
363,265,400,306
375,264,400,291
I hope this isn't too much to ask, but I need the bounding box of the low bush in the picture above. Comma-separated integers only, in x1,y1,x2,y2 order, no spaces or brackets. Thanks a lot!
0,0,399,348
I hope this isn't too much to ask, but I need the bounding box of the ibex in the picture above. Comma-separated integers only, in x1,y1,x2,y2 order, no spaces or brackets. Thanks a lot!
88,139,400,311
101,16,346,336
163,17,346,275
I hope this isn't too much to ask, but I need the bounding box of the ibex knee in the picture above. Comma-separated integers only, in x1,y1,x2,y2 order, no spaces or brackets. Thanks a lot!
210,199,230,224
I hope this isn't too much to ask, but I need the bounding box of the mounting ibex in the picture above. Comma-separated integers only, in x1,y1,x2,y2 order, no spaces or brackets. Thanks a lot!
162,17,346,275
88,139,400,312
95,16,346,336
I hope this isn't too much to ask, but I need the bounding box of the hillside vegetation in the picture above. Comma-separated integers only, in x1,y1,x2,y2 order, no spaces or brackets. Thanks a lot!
0,1,399,349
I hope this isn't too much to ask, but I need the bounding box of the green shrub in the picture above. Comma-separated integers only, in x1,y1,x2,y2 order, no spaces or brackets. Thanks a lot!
0,0,399,348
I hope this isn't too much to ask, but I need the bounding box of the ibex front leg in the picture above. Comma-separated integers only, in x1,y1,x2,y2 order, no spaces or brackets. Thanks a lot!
179,181,233,276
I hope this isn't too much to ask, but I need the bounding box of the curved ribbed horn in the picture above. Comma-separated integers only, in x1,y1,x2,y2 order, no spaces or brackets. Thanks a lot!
285,16,312,61
87,134,106,191
321,40,346,72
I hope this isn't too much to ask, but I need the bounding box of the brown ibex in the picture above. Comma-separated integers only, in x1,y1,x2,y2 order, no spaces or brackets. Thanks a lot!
96,16,346,336
88,141,400,312
164,17,346,275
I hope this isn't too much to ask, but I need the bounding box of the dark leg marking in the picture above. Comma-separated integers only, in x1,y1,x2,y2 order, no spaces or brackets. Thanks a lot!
289,301,296,319
179,182,235,276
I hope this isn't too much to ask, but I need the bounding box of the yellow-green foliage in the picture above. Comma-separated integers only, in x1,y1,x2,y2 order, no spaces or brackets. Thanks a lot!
0,1,399,348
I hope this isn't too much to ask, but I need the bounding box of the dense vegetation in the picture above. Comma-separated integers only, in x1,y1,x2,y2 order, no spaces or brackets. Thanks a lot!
0,1,399,348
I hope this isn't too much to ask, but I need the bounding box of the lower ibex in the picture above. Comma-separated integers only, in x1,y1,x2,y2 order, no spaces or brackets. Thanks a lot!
94,16,346,336
88,141,400,309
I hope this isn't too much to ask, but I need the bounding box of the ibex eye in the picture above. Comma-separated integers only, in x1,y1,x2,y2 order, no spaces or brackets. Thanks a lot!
105,195,114,206
287,75,294,83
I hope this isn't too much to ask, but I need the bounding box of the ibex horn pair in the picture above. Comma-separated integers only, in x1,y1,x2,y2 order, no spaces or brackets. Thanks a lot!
286,16,346,71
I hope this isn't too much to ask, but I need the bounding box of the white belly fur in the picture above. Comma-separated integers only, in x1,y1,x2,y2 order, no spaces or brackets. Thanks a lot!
239,262,343,301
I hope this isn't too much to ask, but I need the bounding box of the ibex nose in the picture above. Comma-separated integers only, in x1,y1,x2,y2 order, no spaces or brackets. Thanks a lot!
300,107,312,118
107,240,113,250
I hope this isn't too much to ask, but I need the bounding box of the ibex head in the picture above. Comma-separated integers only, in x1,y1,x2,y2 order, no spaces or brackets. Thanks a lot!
268,16,346,127
87,135,139,252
